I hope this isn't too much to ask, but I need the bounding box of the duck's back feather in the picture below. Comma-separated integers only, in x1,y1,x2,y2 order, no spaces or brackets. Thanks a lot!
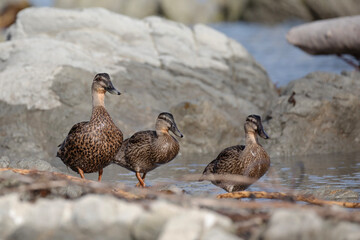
57,121,88,148
114,130,179,173
200,145,244,182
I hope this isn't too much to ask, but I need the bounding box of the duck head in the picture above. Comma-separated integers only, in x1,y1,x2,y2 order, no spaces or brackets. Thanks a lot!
244,114,269,139
156,112,183,138
92,73,121,95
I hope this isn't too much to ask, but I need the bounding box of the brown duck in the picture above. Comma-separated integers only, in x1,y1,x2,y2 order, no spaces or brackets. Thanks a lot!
200,115,270,192
57,73,123,181
113,112,183,187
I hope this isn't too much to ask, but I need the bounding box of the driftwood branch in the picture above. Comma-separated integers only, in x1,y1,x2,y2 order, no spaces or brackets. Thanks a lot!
287,15,360,68
217,191,360,208
0,168,140,200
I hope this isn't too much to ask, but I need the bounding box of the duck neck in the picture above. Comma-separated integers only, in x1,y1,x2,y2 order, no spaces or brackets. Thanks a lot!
156,129,169,138
245,132,258,145
92,89,105,108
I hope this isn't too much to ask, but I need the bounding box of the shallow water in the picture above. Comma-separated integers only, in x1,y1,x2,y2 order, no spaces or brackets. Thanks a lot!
73,151,360,198
211,21,353,86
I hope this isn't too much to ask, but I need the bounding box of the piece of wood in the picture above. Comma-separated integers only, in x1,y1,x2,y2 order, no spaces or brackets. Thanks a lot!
0,1,31,28
287,16,360,62
0,167,140,200
217,191,360,208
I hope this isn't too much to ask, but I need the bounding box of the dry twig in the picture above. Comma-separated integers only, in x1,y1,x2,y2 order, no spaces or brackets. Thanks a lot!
0,167,140,200
217,191,360,208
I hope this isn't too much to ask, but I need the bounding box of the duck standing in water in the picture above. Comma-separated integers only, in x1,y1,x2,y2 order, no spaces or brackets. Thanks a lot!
113,112,183,187
200,115,270,192
57,73,123,181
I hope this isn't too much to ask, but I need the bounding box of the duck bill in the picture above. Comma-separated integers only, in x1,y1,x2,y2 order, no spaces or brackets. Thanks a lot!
258,124,269,139
106,82,121,95
171,124,183,138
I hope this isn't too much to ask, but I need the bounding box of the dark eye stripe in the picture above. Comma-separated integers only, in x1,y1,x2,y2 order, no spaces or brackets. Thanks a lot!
247,117,257,123
158,116,173,125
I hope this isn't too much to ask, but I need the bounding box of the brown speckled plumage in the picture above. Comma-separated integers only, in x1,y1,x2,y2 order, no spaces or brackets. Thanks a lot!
57,73,123,180
113,112,183,187
201,115,270,192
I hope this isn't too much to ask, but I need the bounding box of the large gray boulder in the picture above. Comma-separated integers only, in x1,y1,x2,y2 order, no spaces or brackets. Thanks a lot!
264,71,360,156
0,7,276,170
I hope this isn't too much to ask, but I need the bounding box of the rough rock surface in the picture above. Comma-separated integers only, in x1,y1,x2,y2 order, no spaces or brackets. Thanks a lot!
242,0,360,24
161,0,248,24
54,0,160,19
54,0,249,24
0,7,276,170
264,71,360,156
0,191,359,240
258,209,360,240
52,0,360,24
242,0,313,23
303,0,360,19
0,194,239,240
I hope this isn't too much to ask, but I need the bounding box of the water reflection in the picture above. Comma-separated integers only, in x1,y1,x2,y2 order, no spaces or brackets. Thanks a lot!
268,152,360,194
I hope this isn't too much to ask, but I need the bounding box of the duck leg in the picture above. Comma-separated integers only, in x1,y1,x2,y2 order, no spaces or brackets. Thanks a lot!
135,173,147,187
77,167,85,179
135,172,146,187
98,168,103,182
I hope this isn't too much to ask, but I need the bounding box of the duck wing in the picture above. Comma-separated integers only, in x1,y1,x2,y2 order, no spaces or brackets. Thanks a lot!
123,130,156,165
216,145,244,161
200,145,244,181
211,145,245,174
200,158,217,181
57,121,88,148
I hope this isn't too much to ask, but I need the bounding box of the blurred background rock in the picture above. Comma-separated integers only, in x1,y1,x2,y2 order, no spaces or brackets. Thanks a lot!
1,0,360,27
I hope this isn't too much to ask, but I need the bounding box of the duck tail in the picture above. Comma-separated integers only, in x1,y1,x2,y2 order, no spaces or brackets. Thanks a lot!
199,163,214,182
111,153,123,166
111,158,120,165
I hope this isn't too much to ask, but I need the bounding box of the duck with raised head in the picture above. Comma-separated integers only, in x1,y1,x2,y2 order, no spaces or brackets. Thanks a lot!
200,114,270,192
113,112,183,187
57,73,123,181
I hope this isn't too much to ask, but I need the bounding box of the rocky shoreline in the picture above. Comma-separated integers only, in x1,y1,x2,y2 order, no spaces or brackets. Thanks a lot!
0,7,359,240
0,168,359,240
